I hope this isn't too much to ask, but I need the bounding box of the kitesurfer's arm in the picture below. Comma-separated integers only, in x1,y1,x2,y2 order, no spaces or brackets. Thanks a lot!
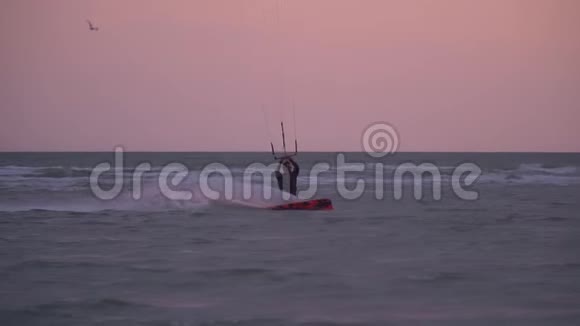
288,158,299,175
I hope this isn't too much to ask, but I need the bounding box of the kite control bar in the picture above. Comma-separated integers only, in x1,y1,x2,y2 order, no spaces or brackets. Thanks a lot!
271,121,298,160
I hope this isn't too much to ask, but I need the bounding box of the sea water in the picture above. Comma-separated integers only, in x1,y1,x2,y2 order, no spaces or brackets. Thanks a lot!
0,152,579,325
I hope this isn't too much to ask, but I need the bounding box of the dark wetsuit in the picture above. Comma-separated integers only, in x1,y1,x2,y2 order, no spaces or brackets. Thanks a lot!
275,158,299,195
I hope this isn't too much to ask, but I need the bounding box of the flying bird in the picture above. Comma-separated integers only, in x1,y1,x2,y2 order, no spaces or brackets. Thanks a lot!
86,20,99,31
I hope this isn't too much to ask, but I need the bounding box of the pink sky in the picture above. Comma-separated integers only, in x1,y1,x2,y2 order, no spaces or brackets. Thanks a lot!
1,0,579,151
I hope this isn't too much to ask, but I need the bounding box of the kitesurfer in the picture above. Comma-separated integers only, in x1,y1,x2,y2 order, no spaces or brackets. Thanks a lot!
275,157,299,195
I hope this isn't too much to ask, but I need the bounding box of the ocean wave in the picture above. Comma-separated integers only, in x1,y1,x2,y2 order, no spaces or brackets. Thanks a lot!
516,163,578,175
28,297,149,313
0,165,165,178
6,259,112,271
0,176,88,192
406,271,466,283
187,267,315,284
0,184,212,212
478,173,580,185
0,165,39,176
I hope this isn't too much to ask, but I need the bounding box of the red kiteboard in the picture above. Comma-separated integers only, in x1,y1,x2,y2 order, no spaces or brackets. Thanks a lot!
269,198,333,211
